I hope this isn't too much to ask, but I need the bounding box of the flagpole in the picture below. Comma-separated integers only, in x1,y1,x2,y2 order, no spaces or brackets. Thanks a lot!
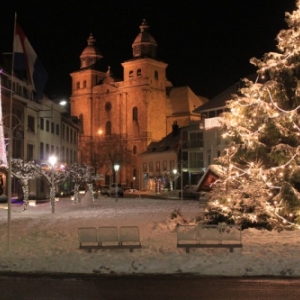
7,13,17,252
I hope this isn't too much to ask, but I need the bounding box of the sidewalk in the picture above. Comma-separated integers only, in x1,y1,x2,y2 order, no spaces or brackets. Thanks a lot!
123,189,181,199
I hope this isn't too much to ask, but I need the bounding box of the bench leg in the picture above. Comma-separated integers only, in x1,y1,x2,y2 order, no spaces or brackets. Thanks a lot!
186,247,190,254
229,247,233,253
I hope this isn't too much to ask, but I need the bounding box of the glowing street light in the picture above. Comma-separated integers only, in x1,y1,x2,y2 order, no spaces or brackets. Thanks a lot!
114,164,120,202
49,155,57,213
173,169,177,190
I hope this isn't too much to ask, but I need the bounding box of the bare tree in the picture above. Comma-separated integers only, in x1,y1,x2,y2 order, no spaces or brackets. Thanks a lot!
11,159,42,211
67,163,94,204
92,134,133,181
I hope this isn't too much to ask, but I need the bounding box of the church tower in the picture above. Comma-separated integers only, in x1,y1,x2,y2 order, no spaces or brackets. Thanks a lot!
70,34,107,169
70,20,170,186
122,19,168,143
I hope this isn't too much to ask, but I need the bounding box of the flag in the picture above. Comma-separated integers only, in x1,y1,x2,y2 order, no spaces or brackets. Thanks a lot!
14,23,48,101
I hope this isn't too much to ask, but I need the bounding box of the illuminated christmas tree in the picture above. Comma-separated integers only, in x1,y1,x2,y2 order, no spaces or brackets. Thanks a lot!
204,1,300,230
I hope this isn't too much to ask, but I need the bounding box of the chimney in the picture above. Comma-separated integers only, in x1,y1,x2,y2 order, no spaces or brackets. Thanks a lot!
172,121,179,136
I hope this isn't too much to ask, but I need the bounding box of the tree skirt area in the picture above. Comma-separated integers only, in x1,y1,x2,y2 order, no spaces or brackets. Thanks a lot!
0,197,299,277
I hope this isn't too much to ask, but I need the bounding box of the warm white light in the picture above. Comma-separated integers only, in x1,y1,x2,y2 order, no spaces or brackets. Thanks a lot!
173,169,177,175
59,100,67,106
114,164,120,172
49,155,57,167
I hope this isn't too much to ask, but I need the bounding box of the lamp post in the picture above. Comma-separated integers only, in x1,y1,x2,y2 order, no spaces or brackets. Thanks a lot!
181,163,188,201
49,155,57,213
114,164,120,202
173,169,177,190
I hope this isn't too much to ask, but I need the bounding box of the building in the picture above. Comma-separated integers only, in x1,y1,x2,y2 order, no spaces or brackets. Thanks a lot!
139,122,182,191
69,19,207,188
138,81,241,192
0,69,80,200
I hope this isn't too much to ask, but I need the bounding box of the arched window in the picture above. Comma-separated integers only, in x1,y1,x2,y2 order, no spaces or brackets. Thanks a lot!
137,68,141,77
105,102,112,112
133,145,137,154
154,70,158,80
133,107,138,121
105,121,111,135
129,70,133,78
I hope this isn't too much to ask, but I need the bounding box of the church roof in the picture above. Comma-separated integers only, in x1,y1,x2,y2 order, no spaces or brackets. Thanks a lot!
80,33,103,68
167,86,208,116
132,19,157,59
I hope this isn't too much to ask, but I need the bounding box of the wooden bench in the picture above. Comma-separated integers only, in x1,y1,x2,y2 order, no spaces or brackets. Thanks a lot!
177,224,242,253
78,226,142,252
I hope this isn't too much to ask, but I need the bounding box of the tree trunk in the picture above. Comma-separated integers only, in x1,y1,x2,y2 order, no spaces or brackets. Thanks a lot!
74,183,79,204
22,180,29,212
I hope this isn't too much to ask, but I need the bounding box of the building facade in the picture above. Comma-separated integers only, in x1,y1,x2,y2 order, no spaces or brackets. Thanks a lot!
70,20,207,187
0,69,79,200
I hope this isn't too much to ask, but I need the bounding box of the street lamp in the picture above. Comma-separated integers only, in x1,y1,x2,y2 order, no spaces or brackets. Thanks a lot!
181,164,188,201
173,169,177,190
114,164,120,202
49,155,57,213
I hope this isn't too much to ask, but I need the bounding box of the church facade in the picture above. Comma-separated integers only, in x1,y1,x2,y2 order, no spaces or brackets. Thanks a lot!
70,20,207,187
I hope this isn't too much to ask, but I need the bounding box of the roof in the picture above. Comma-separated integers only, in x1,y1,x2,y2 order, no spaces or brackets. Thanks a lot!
194,73,261,112
194,82,239,112
140,125,184,155
167,86,208,116
132,19,157,59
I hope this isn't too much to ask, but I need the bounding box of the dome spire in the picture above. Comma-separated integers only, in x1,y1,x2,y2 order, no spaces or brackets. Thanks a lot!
139,19,149,33
132,19,157,59
87,33,96,46
80,33,103,69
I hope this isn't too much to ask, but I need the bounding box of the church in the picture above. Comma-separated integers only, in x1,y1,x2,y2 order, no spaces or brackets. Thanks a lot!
70,19,208,187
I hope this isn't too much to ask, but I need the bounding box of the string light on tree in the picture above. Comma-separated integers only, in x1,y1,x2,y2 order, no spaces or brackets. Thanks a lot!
203,1,300,230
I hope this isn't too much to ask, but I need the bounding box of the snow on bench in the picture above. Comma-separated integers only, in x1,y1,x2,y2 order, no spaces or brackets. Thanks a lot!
177,224,242,253
78,226,142,252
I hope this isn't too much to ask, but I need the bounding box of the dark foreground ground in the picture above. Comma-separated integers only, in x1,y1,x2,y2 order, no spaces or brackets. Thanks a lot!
1,272,300,300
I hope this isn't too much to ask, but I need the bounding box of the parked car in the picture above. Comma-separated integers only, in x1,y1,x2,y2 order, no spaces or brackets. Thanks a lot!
100,185,110,196
178,185,199,199
109,184,124,197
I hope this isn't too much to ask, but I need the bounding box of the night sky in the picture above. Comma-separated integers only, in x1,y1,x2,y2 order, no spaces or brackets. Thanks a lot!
0,0,296,100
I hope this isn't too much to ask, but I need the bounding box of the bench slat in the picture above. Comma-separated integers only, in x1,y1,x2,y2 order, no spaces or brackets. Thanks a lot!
98,226,119,245
119,226,141,245
78,227,98,244
78,226,141,252
177,224,242,253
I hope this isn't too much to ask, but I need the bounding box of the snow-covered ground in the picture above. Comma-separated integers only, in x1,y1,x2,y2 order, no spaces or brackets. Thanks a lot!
0,194,299,277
